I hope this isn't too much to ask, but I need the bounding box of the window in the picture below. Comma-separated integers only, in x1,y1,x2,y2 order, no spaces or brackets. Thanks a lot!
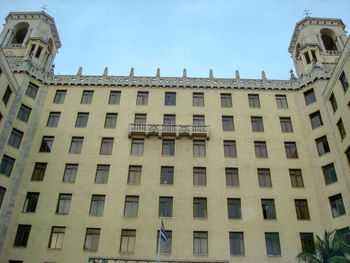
131,139,144,155
275,95,288,109
124,196,139,217
329,194,346,218
0,186,5,208
309,111,323,129
337,118,346,140
0,155,15,177
193,115,205,126
162,139,174,156
75,112,89,127
224,140,237,157
222,116,234,131
251,116,264,132
193,197,207,218
89,195,105,216
136,91,148,105
53,90,66,104
56,194,72,214
160,166,173,185
220,93,232,107
193,231,208,254
14,225,31,247
229,232,244,255
329,93,338,112
63,164,78,183
225,168,239,187
295,199,310,220
193,140,205,157
254,141,268,158
109,91,121,104
17,104,31,122
261,199,276,219
134,113,146,124
258,168,272,187
23,192,39,213
120,230,136,253
81,90,93,104
193,92,204,106
163,114,175,125
280,117,293,132
165,92,176,105
2,86,12,106
39,136,54,152
47,112,60,127
315,136,330,156
346,147,350,166
265,232,281,255
248,94,260,108
300,233,315,252
8,129,23,149
340,72,349,92
48,227,65,249
159,196,173,217
157,230,172,253
104,113,118,128
193,167,206,186
285,142,298,158
227,198,241,219
25,82,38,99
84,228,100,251
128,166,141,184
289,169,304,187
304,89,316,105
336,227,350,243
322,163,337,185
30,162,47,181
69,137,83,154
95,164,109,184
100,137,114,155
304,52,311,64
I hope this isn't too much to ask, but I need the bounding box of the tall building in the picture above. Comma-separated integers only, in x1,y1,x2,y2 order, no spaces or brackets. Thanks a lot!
0,11,349,263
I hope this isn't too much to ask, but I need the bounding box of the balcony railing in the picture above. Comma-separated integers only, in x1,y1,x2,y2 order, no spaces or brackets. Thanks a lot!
89,258,228,263
128,124,210,139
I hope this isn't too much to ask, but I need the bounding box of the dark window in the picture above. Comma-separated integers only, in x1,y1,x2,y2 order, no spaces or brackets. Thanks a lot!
289,169,304,187
131,139,144,155
300,233,315,252
337,118,346,140
315,136,330,156
39,136,54,152
136,91,148,105
265,232,281,255
227,198,241,219
222,116,234,131
0,155,15,177
329,194,346,218
224,140,237,158
225,168,239,187
128,165,141,184
81,90,93,104
120,229,136,252
157,230,172,253
311,50,317,62
258,168,272,187
0,186,5,208
280,117,293,132
329,93,338,112
193,92,204,106
254,141,268,158
56,194,72,214
2,86,12,106
229,232,244,255
193,167,206,186
309,111,323,129
346,147,350,166
304,89,316,105
25,82,38,99
35,46,42,58
124,196,139,217
84,228,100,251
251,116,264,132
109,91,121,104
165,92,176,105
275,95,288,109
69,137,83,154
193,140,205,157
340,72,349,92
163,114,175,125
31,162,47,181
48,226,65,249
285,142,298,158
75,112,89,127
193,197,207,218
104,113,118,128
322,163,338,185
53,90,66,104
47,112,60,127
100,137,114,155
220,93,232,107
95,164,110,184
261,199,276,219
160,166,174,185
193,115,205,126
8,129,23,149
159,196,173,217
134,113,147,124
248,94,260,108
23,192,39,213
162,139,175,156
295,199,310,220
17,104,31,123
63,164,78,183
14,225,31,247
304,52,311,64
193,231,208,254
89,195,105,216
336,227,350,244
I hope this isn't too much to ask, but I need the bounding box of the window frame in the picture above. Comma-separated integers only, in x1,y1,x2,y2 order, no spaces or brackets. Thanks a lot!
128,165,142,184
46,112,61,127
89,195,105,216
261,199,276,219
193,140,206,157
80,90,94,104
220,93,232,107
100,137,114,155
254,141,268,158
109,91,121,105
63,163,78,183
304,89,316,105
17,104,31,123
120,229,136,253
251,116,264,132
227,198,242,219
131,138,144,155
84,228,100,251
53,90,66,104
193,197,207,218
160,166,174,185
193,92,204,107
280,117,293,133
0,155,15,177
39,136,54,152
222,116,234,131
95,164,110,184
75,112,89,128
309,111,323,129
248,94,260,108
294,199,310,220
165,92,176,106
284,142,298,158
159,196,173,217
136,91,149,105
162,139,175,156
258,168,272,187
229,232,245,255
225,168,239,187
289,169,304,188
193,231,208,255
25,82,39,99
315,136,330,156
69,137,84,154
224,140,237,158
124,195,139,217
275,95,288,109
48,226,66,249
193,167,206,186
8,128,24,149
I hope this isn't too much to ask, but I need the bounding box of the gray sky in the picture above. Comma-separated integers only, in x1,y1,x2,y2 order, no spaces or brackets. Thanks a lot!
1,0,350,79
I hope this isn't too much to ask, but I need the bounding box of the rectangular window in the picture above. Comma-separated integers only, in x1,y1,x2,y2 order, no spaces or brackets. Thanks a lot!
157,230,172,253
265,232,281,255
109,91,121,104
89,195,105,216
346,147,350,166
39,136,54,152
224,140,237,158
300,233,314,252
128,165,141,184
17,104,31,123
48,226,65,249
8,129,23,149
2,86,12,106
251,116,264,132
81,90,93,104
159,196,173,217
225,168,239,187
165,92,176,105
134,113,147,124
304,89,316,105
104,113,118,128
53,90,66,104
163,114,175,125
322,163,337,185
222,116,234,131
63,164,78,183
258,168,272,187
336,227,350,243
193,92,204,106
261,199,276,219
95,164,110,184
248,94,260,108
47,112,60,127
315,136,330,156
75,112,89,127
84,228,100,251
100,137,114,155
193,140,205,157
69,137,83,154
56,194,72,214
309,111,323,129
193,197,207,218
275,95,288,109
162,139,175,156
254,141,268,158
329,194,346,218
131,139,144,155
230,232,244,255
120,229,136,253
295,199,310,220
136,91,148,105
193,231,208,255
193,167,206,186
289,169,304,188
160,166,173,185
340,72,349,92
0,186,5,208
124,196,139,217
285,142,298,158
14,225,31,247
329,93,338,112
193,115,205,126
0,155,15,177
280,117,293,132
337,118,346,140
31,162,47,181
220,93,232,107
25,82,39,99
227,198,241,219
23,192,39,213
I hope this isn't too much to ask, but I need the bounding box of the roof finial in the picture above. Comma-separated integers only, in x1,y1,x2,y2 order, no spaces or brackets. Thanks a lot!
303,10,311,18
183,68,187,78
129,67,134,76
156,68,160,77
209,69,213,78
77,66,83,76
40,4,48,13
103,67,108,76
261,70,266,80
235,70,240,79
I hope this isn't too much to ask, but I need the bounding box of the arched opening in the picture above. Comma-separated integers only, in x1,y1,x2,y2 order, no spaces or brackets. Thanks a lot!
321,29,337,51
11,22,29,44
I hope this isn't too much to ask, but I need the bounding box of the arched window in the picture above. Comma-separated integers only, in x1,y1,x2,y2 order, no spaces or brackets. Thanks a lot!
321,29,337,51
11,22,30,44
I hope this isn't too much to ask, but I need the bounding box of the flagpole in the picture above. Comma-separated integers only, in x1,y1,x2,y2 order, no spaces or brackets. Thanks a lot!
157,215,162,263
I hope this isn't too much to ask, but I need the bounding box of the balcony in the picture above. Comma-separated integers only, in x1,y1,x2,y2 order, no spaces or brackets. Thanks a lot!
128,124,210,139
89,258,228,263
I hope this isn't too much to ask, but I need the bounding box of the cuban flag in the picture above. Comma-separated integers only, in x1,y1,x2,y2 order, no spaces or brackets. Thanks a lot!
160,220,168,242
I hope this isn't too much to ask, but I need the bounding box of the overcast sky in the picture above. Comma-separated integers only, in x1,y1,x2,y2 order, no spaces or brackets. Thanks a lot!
1,0,350,79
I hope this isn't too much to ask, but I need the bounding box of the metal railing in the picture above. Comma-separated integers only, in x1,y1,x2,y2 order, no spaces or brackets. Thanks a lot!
89,257,229,263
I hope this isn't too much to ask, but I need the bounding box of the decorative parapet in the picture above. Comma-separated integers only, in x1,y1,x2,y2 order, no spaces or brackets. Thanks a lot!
128,124,210,139
6,56,53,80
89,257,228,263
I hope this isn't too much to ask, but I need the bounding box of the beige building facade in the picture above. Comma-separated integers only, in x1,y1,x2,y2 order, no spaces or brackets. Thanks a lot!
0,11,349,263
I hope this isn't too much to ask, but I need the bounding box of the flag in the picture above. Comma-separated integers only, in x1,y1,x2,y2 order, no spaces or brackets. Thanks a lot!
160,219,168,242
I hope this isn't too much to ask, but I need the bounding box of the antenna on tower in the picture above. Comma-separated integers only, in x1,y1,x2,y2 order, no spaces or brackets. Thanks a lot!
40,4,48,13
303,10,311,18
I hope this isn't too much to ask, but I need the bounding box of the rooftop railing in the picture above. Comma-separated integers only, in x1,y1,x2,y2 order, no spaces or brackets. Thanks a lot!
89,257,228,263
